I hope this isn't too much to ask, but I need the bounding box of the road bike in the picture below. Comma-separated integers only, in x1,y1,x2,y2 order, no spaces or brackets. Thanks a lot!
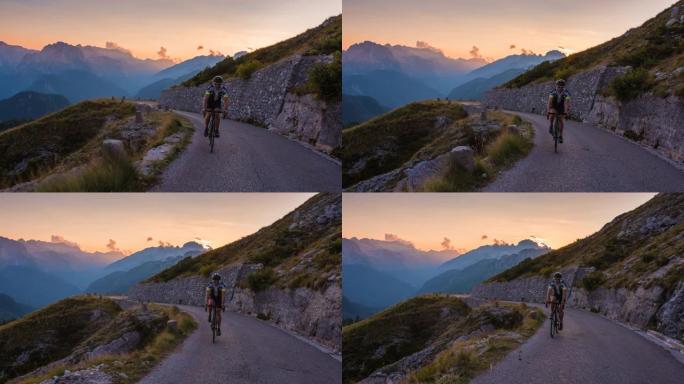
548,113,563,153
207,304,225,343
549,301,561,338
205,109,224,153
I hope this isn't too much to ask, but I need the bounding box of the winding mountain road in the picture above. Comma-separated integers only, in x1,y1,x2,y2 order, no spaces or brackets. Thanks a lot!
472,306,684,384
482,112,684,191
138,304,341,384
152,111,341,192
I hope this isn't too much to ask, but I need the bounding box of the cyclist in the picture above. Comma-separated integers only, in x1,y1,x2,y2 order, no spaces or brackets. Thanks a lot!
203,76,229,138
545,272,568,330
205,273,227,336
547,79,571,143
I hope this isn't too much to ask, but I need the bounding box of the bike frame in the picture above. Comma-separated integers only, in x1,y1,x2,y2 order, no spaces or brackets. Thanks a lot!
550,301,561,338
549,113,562,154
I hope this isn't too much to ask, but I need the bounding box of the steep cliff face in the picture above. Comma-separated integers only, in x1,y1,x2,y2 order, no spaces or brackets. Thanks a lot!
128,193,342,351
472,194,684,341
159,54,340,153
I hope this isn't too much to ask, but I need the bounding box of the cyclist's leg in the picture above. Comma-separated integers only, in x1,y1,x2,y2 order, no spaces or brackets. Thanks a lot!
216,305,222,335
204,109,212,137
559,116,565,142
214,109,221,138
559,303,565,329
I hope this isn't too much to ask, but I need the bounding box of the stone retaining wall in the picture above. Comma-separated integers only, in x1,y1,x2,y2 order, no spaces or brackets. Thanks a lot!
159,54,341,153
483,66,684,163
128,263,341,352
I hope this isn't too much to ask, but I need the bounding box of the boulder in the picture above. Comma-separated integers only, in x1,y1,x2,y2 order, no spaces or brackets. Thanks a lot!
656,281,684,340
666,18,679,28
167,319,178,331
135,110,143,123
507,124,521,135
450,146,475,171
101,139,127,160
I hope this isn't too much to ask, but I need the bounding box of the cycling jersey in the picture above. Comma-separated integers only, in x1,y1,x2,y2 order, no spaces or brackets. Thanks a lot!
205,84,229,109
549,90,571,113
206,282,227,306
548,280,567,301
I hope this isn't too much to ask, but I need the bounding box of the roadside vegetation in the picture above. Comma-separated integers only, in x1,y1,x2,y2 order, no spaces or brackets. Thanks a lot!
342,295,543,384
149,194,340,292
488,194,684,296
0,99,193,191
503,1,684,100
12,300,196,384
338,101,533,191
184,15,341,87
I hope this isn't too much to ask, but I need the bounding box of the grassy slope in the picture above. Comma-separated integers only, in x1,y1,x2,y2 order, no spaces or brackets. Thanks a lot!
490,194,684,295
0,100,134,188
337,101,469,187
15,303,196,384
342,295,543,384
338,101,533,191
0,296,122,382
184,15,341,87
504,0,684,94
0,99,193,191
149,193,341,291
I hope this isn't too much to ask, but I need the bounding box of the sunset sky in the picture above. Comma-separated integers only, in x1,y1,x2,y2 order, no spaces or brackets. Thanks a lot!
343,193,655,254
0,193,314,256
344,0,674,61
0,0,341,61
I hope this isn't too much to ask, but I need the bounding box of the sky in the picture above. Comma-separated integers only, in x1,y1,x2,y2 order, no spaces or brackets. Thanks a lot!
343,193,655,255
0,193,314,256
343,0,675,61
0,0,341,61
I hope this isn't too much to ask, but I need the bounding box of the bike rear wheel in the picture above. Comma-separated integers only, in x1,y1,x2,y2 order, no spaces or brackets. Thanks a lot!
209,114,216,153
550,308,557,338
211,307,217,344
553,117,559,154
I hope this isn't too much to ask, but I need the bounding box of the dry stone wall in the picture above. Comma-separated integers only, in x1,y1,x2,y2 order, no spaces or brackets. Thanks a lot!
128,263,341,352
483,66,684,164
159,54,340,153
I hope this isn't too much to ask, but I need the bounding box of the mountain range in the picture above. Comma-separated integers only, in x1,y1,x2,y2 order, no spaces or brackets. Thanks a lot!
342,237,549,319
0,236,207,309
0,41,224,102
342,41,565,124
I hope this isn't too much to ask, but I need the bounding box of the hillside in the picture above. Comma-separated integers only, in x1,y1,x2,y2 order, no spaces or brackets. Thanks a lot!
0,296,195,384
0,294,32,322
0,99,193,191
149,193,341,291
342,94,389,126
342,295,543,383
503,1,684,96
0,91,69,122
184,15,341,87
337,101,534,191
479,193,684,341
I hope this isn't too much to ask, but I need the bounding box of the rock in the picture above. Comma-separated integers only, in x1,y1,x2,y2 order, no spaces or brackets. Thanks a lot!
135,110,143,123
656,281,684,340
666,18,679,28
655,71,668,81
674,67,684,77
672,5,680,17
136,143,175,176
433,115,452,130
167,319,178,331
450,146,475,171
507,124,521,135
101,139,127,160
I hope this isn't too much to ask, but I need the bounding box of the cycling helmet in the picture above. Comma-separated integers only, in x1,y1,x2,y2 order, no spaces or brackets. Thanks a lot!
212,76,224,84
556,79,566,86
212,273,221,281
553,272,562,279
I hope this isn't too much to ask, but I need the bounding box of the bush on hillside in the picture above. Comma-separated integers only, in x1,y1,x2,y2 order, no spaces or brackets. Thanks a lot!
305,52,342,102
247,267,276,291
608,68,654,101
236,60,263,80
581,271,605,292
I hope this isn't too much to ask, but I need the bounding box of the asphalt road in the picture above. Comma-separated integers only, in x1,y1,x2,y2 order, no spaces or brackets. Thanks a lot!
472,307,684,384
482,112,684,191
138,305,341,384
152,111,341,192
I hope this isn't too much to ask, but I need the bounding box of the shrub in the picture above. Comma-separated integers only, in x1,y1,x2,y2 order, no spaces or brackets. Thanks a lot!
247,267,276,291
236,60,263,80
37,155,140,192
486,130,531,167
581,271,605,292
623,129,643,141
608,68,654,102
302,52,341,102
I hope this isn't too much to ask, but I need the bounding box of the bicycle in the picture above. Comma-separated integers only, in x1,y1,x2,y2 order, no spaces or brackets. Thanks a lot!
548,113,563,153
207,304,225,344
548,301,561,338
205,109,224,153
